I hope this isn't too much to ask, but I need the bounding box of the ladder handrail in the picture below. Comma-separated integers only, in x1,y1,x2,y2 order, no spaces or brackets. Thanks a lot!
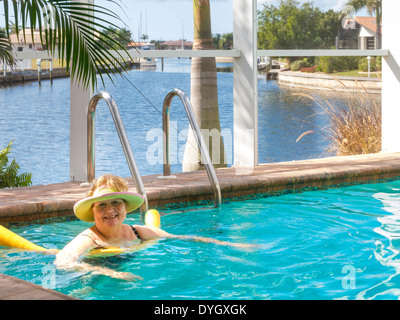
87,91,149,219
162,88,222,208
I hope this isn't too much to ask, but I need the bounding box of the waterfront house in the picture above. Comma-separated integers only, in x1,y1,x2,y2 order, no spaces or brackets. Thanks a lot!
160,40,193,50
9,29,45,52
1,29,65,73
0,29,44,70
336,16,382,50
127,41,155,50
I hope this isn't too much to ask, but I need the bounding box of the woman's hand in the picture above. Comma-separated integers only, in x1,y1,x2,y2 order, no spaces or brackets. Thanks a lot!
111,271,143,281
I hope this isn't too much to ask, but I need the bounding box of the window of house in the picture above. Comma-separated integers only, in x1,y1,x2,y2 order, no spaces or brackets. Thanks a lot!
366,37,375,50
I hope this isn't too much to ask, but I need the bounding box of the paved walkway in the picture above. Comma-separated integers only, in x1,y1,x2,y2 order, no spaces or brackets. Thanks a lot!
1,152,400,299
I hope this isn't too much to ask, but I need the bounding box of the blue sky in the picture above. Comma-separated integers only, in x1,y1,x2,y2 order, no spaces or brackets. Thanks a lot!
97,0,370,42
0,0,369,42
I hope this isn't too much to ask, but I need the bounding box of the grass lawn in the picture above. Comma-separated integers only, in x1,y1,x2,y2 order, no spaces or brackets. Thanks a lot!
331,70,381,78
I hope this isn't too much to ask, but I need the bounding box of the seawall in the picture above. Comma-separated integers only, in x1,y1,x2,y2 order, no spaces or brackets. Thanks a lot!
278,71,381,94
0,68,69,86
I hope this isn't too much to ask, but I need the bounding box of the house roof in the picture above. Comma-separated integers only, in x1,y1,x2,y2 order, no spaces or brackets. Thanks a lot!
161,40,193,47
355,16,382,34
9,29,44,45
127,41,154,47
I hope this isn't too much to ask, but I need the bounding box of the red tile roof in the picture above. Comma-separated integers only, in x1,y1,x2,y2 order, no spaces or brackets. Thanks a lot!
161,40,193,46
355,16,382,34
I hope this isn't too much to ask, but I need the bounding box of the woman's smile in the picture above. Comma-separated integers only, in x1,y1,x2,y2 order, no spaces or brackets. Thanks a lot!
104,214,118,220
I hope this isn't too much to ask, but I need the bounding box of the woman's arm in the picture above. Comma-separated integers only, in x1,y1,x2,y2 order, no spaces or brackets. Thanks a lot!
55,233,96,261
135,225,255,249
134,225,172,239
167,234,256,249
55,234,142,281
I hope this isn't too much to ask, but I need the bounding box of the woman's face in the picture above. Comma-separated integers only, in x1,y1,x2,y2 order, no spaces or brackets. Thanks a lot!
92,198,127,228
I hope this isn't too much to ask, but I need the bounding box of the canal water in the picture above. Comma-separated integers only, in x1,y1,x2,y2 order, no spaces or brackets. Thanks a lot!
0,58,372,185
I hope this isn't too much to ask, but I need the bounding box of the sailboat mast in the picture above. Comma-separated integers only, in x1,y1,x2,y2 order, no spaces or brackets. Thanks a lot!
182,19,184,50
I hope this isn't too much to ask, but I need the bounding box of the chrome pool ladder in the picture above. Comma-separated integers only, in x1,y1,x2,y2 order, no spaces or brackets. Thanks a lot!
87,91,148,219
161,89,222,208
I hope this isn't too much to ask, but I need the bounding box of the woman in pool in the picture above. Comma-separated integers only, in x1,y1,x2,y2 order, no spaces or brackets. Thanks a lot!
56,174,251,281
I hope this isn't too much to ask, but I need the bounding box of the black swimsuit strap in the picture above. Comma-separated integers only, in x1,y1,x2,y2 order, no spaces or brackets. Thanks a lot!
130,225,142,242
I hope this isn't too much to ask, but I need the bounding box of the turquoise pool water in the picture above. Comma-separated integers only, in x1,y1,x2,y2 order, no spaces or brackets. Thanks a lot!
2,180,400,300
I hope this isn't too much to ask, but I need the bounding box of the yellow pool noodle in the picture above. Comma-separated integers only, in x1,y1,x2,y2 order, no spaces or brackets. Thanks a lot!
0,209,161,255
0,224,47,252
144,209,161,229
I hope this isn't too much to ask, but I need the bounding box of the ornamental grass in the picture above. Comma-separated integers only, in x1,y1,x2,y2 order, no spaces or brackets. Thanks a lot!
295,77,381,156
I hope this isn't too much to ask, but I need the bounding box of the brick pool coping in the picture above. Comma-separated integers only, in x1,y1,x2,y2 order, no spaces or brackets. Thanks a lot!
1,152,400,299
0,273,76,300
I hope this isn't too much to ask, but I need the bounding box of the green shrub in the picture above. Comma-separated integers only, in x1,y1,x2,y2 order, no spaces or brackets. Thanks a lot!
318,56,335,73
318,56,361,73
0,140,32,188
358,56,382,72
291,59,311,71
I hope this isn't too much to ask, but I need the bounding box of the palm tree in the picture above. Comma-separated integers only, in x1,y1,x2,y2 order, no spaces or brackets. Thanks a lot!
347,0,382,49
219,32,233,50
0,0,133,90
182,0,227,172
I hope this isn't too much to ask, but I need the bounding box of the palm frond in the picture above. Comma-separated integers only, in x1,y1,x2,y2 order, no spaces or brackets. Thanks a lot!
0,30,15,66
1,0,134,90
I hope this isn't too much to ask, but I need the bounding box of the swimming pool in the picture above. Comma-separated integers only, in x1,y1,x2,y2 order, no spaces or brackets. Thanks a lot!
1,179,400,300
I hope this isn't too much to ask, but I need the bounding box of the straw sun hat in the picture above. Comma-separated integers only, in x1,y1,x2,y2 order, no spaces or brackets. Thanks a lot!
73,186,145,223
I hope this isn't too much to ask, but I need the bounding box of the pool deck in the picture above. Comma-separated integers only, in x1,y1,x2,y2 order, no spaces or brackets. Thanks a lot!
0,273,76,300
1,152,400,299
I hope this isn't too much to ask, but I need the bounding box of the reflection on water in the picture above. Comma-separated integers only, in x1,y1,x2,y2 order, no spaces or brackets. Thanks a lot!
258,78,329,163
373,192,400,242
0,58,381,185
356,191,400,299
